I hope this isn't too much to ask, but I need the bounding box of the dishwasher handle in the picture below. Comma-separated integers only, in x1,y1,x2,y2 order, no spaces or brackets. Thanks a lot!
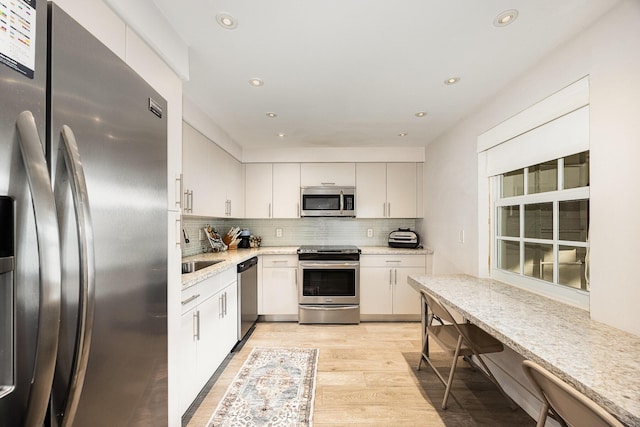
237,256,258,273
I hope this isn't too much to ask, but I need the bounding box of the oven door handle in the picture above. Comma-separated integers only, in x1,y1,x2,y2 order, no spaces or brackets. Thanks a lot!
299,262,359,268
300,305,358,310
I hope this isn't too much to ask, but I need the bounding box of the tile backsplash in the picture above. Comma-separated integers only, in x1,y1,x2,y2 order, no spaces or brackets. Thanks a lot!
181,216,417,257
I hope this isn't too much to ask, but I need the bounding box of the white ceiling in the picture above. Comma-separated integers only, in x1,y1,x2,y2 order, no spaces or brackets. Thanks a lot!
144,0,620,149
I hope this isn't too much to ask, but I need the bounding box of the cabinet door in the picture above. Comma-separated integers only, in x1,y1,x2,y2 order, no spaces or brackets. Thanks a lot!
386,163,417,218
359,267,393,315
245,163,273,218
273,163,300,218
393,267,424,315
300,163,355,187
220,282,238,353
208,143,231,217
356,163,387,218
179,308,199,414
182,124,213,216
261,268,298,315
226,155,244,217
196,292,225,384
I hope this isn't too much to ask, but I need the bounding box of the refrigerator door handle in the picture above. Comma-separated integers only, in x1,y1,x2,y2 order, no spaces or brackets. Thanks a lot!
15,111,62,427
53,125,96,427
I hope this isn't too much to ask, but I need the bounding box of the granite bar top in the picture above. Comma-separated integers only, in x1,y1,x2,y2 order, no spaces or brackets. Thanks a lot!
408,274,640,426
181,246,432,289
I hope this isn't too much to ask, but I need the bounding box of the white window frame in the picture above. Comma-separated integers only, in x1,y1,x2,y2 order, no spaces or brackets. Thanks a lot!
490,159,590,309
477,76,590,310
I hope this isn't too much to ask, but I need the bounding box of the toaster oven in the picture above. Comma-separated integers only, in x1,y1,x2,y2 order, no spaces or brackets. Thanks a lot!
388,229,420,248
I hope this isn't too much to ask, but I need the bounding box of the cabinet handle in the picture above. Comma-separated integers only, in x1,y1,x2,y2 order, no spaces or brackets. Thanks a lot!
389,269,393,286
219,295,224,318
184,189,193,213
175,218,181,246
181,294,200,305
383,203,387,217
297,203,300,218
320,182,335,186
175,174,183,209
395,268,398,285
388,202,391,217
193,311,200,340
223,292,227,316
268,203,272,218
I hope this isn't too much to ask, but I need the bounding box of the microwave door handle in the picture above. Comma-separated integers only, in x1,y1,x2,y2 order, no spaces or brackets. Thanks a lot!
340,190,344,214
54,125,96,427
16,111,62,427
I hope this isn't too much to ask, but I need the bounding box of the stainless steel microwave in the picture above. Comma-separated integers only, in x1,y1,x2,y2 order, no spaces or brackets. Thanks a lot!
300,186,356,217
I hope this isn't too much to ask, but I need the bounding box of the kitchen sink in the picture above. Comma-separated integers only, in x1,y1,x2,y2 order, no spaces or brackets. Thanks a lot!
181,260,223,274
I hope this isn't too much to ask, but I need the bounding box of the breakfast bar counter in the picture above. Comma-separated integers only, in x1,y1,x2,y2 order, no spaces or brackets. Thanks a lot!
408,274,640,426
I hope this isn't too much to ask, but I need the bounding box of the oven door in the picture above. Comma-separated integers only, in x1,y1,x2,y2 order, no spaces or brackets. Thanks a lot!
298,261,359,304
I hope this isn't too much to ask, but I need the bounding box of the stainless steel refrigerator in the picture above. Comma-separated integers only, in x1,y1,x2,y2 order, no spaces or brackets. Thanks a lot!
1,2,168,425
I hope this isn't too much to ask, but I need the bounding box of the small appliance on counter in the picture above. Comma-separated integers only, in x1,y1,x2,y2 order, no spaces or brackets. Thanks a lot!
238,229,251,249
388,228,421,248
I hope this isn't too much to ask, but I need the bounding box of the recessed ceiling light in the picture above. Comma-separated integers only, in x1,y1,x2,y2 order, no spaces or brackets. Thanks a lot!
444,77,460,85
277,132,286,138
494,10,518,27
415,111,427,118
266,112,278,118
216,13,237,29
398,132,408,137
249,78,264,87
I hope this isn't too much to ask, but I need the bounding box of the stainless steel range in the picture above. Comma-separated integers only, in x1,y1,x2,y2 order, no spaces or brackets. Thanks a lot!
297,245,361,324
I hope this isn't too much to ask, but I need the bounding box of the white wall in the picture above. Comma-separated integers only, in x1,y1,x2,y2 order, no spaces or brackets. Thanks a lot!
419,0,640,337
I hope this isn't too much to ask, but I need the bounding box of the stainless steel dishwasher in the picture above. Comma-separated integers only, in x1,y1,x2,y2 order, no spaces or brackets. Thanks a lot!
237,257,258,341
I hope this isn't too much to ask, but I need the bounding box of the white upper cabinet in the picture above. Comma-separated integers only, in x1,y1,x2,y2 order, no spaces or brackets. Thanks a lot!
386,162,417,218
183,123,243,217
356,162,418,218
182,124,215,216
273,163,301,218
245,164,273,218
245,163,301,218
211,143,243,217
300,163,355,187
356,163,387,218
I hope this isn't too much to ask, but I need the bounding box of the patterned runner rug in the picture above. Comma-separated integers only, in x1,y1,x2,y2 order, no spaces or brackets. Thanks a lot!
208,347,319,427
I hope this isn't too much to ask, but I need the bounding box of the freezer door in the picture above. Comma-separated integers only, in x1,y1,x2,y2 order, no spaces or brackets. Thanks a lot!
48,4,168,426
0,1,62,427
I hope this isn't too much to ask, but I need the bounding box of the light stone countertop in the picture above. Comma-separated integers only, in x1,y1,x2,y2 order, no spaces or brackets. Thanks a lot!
181,246,432,289
408,274,640,426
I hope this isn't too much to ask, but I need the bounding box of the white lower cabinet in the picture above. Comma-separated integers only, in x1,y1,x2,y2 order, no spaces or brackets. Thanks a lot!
260,255,298,320
179,269,238,415
360,254,425,320
179,303,199,415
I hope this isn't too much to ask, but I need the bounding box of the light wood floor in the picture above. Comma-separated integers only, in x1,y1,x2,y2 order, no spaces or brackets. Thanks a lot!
185,322,535,426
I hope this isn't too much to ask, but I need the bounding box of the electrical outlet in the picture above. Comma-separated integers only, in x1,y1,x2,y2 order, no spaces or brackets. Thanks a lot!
459,229,465,244
367,228,373,238
276,228,283,238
